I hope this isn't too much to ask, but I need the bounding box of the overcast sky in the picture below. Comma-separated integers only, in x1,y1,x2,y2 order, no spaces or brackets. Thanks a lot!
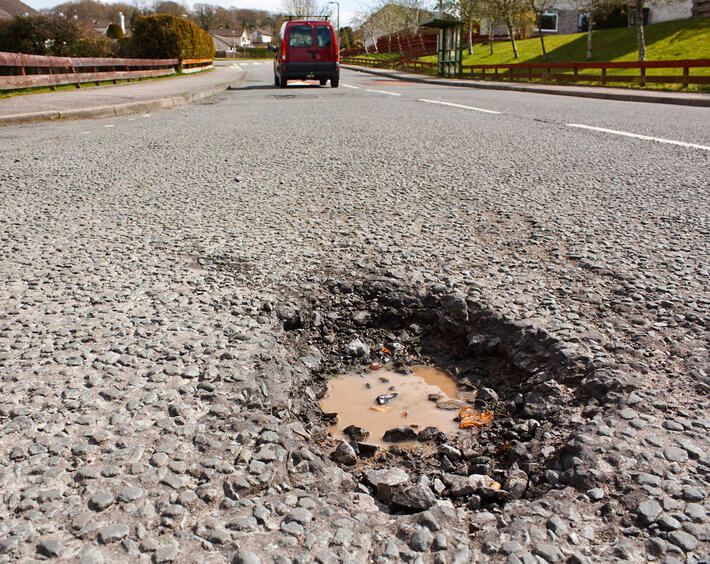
23,0,365,26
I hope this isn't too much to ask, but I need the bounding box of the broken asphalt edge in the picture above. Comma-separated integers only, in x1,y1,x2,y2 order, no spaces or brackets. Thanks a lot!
341,64,710,108
0,74,246,126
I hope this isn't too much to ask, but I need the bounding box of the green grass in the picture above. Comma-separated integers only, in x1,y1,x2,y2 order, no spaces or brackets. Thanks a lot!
347,52,402,62
423,18,710,65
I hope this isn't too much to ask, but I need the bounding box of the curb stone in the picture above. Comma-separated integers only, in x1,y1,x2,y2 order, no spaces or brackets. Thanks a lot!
341,64,710,107
0,75,245,126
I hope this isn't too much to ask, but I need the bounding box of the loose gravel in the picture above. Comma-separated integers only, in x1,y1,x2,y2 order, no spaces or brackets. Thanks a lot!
0,72,708,563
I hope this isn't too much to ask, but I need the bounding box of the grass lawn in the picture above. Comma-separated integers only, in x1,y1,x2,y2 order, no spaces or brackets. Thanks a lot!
416,18,710,89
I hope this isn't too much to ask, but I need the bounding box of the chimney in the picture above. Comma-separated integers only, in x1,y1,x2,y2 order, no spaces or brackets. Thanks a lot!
119,11,125,34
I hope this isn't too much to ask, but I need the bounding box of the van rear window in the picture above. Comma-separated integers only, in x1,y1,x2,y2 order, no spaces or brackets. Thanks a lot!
316,27,332,48
289,26,313,47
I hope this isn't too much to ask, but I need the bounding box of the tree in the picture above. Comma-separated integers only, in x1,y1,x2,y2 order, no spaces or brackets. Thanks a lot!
487,0,528,58
629,0,649,61
106,22,124,38
573,0,619,60
281,0,331,17
528,0,551,57
154,1,186,17
459,0,481,55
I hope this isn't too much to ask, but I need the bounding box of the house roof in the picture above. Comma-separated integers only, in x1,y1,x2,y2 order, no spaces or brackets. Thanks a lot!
0,0,37,17
0,8,13,18
252,29,272,35
209,28,245,38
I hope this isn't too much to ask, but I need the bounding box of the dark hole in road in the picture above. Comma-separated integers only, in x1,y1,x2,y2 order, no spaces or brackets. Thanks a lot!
281,277,616,515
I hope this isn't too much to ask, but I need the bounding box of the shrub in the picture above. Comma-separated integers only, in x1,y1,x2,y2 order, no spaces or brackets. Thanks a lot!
0,15,115,57
129,14,215,60
106,22,124,40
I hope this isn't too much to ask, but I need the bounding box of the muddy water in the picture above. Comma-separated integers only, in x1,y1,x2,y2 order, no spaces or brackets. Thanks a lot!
320,366,461,446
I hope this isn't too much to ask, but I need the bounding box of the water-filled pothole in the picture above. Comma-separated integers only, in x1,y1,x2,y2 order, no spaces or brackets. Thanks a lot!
284,277,603,513
320,365,479,446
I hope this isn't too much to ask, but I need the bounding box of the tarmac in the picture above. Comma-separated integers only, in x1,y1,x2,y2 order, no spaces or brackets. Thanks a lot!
0,65,246,126
341,64,710,107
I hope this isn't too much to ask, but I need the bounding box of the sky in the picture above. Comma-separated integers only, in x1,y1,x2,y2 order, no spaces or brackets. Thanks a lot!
23,0,364,26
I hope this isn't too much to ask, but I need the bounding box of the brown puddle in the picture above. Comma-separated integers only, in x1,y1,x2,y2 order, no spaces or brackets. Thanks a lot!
320,366,464,447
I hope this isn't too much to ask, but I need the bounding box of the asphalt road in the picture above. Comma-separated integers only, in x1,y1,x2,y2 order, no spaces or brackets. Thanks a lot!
0,64,708,563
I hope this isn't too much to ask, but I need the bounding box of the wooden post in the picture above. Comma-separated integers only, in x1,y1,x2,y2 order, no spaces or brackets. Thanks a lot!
573,65,578,82
682,65,689,88
601,67,606,85
640,66,646,87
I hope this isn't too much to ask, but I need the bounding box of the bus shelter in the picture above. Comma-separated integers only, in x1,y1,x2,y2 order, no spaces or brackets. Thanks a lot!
422,18,464,78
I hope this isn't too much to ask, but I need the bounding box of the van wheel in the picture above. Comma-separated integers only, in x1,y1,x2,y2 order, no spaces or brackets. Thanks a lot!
331,77,339,88
274,74,280,86
319,79,327,86
280,78,288,89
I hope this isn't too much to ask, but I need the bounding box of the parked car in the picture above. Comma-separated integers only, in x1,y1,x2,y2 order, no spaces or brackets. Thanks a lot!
274,17,339,88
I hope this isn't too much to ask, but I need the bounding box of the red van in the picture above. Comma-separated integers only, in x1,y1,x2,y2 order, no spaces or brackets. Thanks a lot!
274,17,339,88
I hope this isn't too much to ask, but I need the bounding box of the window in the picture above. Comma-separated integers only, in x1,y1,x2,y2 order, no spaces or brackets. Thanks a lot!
539,12,558,32
289,26,313,48
316,26,332,48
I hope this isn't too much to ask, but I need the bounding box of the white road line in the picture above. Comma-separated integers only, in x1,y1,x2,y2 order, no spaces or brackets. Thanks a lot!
418,98,500,114
104,124,115,128
342,84,360,89
566,124,710,152
365,89,402,96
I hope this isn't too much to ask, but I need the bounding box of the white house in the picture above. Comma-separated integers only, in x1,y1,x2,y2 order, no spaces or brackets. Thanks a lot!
250,29,273,45
209,28,251,53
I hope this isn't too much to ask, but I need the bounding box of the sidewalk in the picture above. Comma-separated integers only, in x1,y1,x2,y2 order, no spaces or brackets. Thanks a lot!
342,64,710,107
0,67,245,126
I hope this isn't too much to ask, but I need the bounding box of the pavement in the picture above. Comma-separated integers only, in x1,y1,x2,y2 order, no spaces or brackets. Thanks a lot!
0,64,708,564
342,64,710,107
0,62,263,125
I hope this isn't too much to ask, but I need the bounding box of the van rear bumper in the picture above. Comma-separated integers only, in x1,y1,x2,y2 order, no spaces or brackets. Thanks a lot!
277,62,339,80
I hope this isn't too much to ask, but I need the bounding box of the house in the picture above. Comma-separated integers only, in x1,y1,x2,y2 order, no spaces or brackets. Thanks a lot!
0,0,38,19
209,28,251,53
539,0,698,35
250,29,273,45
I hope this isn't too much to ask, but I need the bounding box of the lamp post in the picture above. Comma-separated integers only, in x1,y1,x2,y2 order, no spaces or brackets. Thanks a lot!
328,1,340,45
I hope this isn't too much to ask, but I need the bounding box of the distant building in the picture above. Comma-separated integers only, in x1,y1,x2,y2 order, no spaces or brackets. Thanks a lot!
250,29,273,45
0,0,38,19
209,28,251,52
538,0,698,35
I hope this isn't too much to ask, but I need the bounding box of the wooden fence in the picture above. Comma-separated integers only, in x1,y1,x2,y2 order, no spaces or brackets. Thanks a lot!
0,52,213,91
342,56,710,88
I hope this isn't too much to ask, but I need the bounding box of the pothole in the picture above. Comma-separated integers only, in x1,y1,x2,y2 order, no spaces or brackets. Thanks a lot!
281,276,616,515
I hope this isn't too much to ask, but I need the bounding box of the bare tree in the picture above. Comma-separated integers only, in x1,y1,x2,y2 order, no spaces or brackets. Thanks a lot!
528,0,551,57
487,0,527,58
281,0,330,17
459,0,481,55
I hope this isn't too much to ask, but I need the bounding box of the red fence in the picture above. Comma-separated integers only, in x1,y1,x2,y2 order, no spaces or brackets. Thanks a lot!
0,52,213,91
342,56,710,88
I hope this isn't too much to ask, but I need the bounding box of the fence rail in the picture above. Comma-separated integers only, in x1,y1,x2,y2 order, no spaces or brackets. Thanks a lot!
0,52,213,91
342,56,710,88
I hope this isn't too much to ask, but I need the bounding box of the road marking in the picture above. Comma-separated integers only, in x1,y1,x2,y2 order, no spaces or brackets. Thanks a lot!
342,84,360,89
418,98,500,114
365,89,402,96
104,124,115,128
566,124,710,152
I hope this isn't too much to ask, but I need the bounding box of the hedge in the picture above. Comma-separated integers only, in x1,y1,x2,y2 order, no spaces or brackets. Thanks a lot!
130,15,214,60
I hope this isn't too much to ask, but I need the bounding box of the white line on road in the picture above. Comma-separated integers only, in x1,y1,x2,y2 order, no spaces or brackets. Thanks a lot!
365,89,402,96
342,84,360,89
104,124,115,128
418,99,501,114
566,124,710,152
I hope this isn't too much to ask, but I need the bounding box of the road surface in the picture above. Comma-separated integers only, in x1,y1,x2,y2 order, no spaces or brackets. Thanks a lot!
0,63,707,563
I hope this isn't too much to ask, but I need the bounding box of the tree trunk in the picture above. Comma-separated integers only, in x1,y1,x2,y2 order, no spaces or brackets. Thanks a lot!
468,21,474,55
586,12,593,60
537,13,546,58
489,21,494,55
507,22,518,59
635,0,646,61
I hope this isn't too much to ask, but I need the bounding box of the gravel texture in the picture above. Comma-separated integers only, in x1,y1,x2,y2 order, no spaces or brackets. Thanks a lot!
0,66,708,563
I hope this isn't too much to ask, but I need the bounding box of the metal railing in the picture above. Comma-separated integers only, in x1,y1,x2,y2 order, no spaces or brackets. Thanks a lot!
0,52,213,91
342,56,710,88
